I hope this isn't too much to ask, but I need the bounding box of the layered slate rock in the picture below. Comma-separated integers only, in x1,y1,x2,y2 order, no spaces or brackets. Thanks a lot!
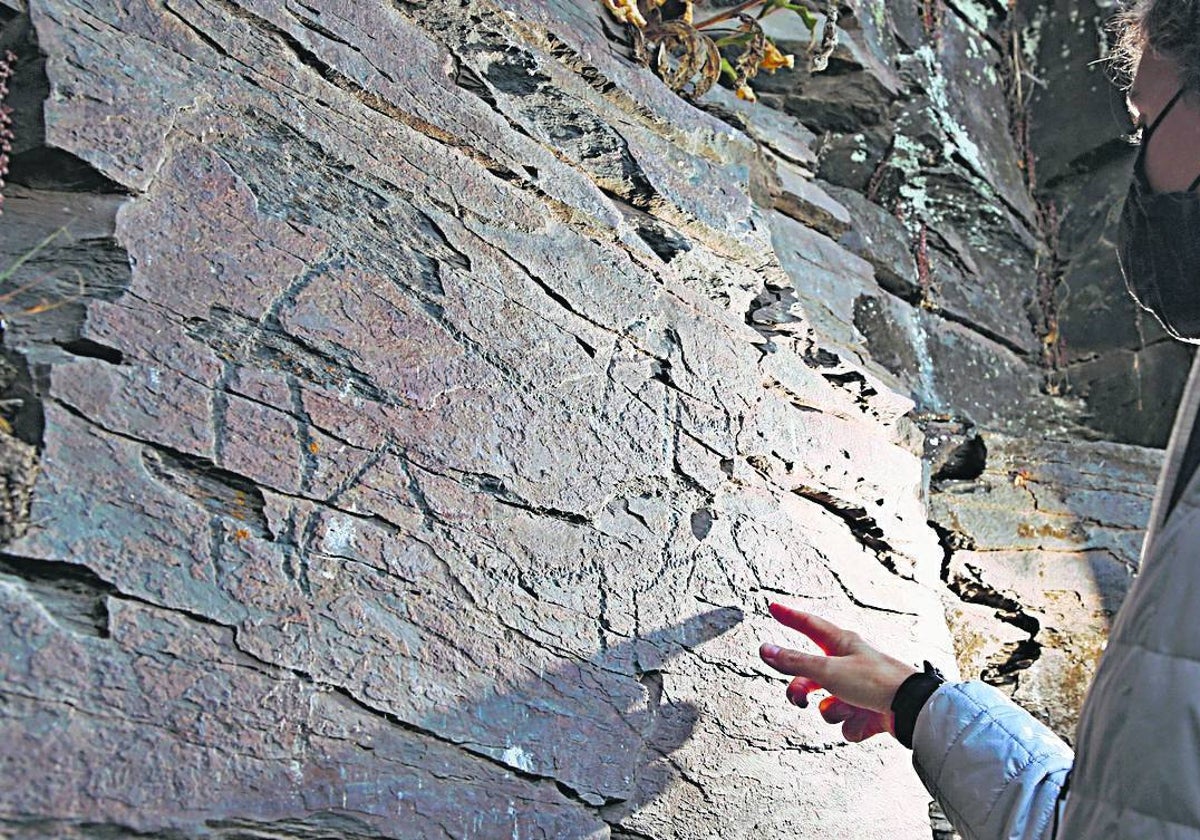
736,0,1084,448
1023,0,1197,446
756,0,1177,759
1,0,1185,836
0,1,955,838
930,432,1160,739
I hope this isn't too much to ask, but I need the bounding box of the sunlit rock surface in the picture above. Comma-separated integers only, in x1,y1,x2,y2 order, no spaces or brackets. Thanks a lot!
931,432,1160,739
0,0,1178,837
0,0,953,837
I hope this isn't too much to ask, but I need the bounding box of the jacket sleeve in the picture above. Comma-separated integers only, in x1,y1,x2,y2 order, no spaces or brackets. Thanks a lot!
912,681,1074,840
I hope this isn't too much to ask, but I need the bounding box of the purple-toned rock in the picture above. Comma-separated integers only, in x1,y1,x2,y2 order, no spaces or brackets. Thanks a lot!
0,1,956,837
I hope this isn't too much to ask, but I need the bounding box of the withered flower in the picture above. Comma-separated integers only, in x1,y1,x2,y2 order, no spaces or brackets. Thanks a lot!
760,40,795,72
602,0,806,103
603,0,648,28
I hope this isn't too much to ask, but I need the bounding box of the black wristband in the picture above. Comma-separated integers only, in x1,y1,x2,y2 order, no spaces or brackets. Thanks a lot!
890,661,946,750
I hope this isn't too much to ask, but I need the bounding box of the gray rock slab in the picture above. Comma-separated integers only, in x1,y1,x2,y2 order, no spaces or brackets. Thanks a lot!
852,292,1065,434
0,185,130,366
0,0,956,836
1026,0,1135,185
894,12,1038,228
931,432,1160,559
813,40,1043,358
772,162,852,239
0,584,606,838
768,209,879,356
825,182,920,295
752,11,898,135
921,317,1066,434
1068,340,1197,449
931,432,1160,738
1054,154,1153,357
700,83,819,169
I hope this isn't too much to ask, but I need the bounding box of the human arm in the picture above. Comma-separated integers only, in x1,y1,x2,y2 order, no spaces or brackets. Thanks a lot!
760,603,1074,840
757,603,918,741
913,681,1073,840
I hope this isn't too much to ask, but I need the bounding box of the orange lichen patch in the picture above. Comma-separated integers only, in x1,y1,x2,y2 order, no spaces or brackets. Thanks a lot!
230,489,247,520
232,528,251,542
1016,521,1075,541
308,441,320,455
948,620,992,680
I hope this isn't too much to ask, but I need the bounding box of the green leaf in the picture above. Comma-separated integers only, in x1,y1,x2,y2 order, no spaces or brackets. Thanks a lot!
793,5,818,31
757,0,819,30
719,56,738,81
714,31,755,47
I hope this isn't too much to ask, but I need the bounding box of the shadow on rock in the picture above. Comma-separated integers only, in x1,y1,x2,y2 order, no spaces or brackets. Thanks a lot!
418,605,745,821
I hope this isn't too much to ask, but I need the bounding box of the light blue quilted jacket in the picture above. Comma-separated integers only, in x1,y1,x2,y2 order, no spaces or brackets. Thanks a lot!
913,359,1200,839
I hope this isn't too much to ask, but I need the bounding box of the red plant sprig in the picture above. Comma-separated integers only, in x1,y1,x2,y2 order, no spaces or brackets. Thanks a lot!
0,50,17,215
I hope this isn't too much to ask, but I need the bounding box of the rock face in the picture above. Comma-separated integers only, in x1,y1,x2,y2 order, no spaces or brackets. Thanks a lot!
0,1,956,838
744,0,1171,756
1022,0,1196,447
917,0,1179,748
931,433,1159,739
0,0,1180,837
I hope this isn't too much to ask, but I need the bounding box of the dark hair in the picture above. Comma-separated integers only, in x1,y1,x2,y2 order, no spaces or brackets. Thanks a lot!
1111,1,1200,92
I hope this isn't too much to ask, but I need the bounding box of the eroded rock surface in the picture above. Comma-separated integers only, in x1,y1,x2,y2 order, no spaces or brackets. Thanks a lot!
931,433,1160,739
0,1,955,837
0,0,1183,836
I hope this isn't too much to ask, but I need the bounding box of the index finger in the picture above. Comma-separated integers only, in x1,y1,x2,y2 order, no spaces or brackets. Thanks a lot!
768,604,851,655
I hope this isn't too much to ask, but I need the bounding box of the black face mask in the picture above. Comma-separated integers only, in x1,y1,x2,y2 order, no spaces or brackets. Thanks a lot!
1117,87,1200,343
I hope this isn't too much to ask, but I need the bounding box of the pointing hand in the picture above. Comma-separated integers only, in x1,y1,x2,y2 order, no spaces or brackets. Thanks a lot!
759,603,918,743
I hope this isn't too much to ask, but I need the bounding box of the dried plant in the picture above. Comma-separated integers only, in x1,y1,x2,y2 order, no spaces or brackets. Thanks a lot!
921,0,945,43
606,0,836,102
0,50,17,215
0,228,83,333
634,19,722,98
806,0,838,72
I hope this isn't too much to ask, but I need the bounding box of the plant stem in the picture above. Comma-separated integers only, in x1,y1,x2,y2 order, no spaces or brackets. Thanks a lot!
693,0,768,30
0,228,64,284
